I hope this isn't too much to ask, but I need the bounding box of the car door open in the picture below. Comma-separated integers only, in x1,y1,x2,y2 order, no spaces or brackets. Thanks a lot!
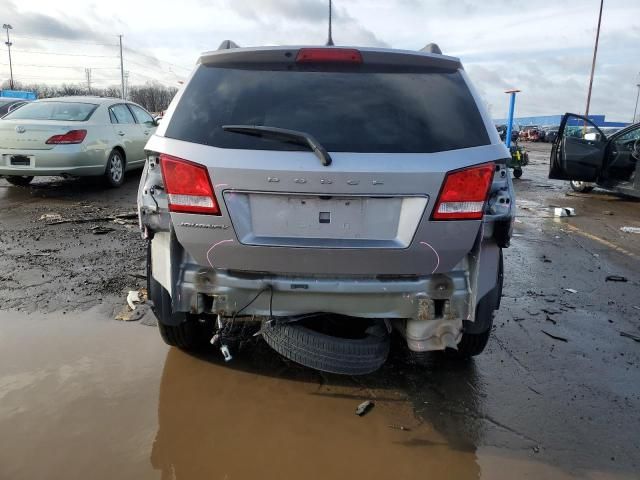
549,113,607,181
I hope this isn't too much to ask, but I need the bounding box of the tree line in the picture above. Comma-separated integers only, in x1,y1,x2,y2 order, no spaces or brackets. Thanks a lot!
1,80,179,113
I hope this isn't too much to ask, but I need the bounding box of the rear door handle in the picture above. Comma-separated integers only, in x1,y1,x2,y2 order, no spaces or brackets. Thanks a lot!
118,131,125,136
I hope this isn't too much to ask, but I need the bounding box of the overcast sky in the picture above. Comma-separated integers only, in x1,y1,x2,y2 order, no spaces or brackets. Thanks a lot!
1,0,639,121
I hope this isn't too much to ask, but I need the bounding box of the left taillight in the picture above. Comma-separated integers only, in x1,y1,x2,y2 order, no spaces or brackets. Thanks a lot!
45,129,87,145
432,163,495,220
159,154,221,215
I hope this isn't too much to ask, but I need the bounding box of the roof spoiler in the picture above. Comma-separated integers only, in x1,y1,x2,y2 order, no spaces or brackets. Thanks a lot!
420,43,442,55
218,40,240,50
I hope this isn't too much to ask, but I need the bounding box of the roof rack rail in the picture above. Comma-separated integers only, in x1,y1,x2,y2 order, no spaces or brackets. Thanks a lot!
420,43,442,55
218,40,240,50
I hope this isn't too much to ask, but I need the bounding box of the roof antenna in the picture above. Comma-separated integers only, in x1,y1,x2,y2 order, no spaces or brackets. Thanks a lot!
326,0,335,46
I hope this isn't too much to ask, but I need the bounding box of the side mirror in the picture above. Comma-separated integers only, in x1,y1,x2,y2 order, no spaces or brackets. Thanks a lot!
584,132,600,141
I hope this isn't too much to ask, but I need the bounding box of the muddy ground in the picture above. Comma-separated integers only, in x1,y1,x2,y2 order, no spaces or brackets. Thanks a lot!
0,142,639,480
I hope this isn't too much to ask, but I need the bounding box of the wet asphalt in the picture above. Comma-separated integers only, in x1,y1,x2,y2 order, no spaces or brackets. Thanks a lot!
0,142,638,480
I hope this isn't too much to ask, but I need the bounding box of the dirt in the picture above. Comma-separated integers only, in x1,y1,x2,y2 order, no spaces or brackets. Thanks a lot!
0,147,639,479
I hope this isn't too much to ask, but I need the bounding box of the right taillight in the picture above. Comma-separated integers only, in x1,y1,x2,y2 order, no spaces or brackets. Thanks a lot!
432,163,495,220
159,154,221,215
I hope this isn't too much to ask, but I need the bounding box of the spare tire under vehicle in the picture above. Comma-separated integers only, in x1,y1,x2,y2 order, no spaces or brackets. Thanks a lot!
261,319,390,375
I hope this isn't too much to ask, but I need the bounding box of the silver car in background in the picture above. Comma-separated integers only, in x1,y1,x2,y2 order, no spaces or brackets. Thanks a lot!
0,96,157,187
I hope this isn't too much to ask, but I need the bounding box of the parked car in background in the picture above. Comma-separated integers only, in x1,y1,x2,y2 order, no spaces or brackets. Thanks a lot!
0,98,29,117
543,126,559,143
550,113,640,197
138,43,515,375
496,124,519,143
0,97,157,187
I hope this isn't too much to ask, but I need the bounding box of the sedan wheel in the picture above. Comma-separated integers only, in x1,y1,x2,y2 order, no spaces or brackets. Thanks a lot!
5,175,34,187
569,180,594,193
105,150,125,187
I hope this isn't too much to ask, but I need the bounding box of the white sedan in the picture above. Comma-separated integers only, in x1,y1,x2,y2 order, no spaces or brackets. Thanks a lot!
0,96,157,187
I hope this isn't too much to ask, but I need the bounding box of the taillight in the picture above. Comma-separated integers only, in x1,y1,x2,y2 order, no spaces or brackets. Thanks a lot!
159,154,220,215
45,129,87,144
432,163,495,220
296,48,363,64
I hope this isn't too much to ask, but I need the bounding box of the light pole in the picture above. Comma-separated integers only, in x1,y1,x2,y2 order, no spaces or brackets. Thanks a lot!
633,83,640,124
326,0,334,46
504,89,521,149
585,0,604,119
2,24,14,90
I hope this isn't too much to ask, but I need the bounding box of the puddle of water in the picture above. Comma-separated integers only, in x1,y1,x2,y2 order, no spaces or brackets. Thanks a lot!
0,309,634,480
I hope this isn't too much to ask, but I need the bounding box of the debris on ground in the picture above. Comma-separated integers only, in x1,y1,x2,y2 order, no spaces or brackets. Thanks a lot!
542,255,552,263
620,332,640,343
545,316,557,325
603,211,614,216
541,330,568,343
91,226,115,235
388,424,411,431
605,275,628,283
39,213,63,222
553,207,576,217
356,400,375,417
45,211,138,226
620,226,640,234
115,288,149,322
564,288,578,294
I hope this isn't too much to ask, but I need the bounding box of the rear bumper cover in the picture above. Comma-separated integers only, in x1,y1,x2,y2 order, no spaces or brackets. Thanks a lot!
0,148,105,177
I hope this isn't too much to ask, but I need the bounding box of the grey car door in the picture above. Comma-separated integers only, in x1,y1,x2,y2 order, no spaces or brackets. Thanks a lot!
109,104,144,165
127,104,157,167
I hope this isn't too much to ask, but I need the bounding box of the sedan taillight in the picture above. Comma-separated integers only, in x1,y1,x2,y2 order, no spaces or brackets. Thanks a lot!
160,154,221,215
45,129,87,144
432,163,495,220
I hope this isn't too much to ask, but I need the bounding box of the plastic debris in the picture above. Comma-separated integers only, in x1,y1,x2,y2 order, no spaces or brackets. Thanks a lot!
553,207,576,217
564,288,578,294
356,400,374,417
620,332,640,343
39,213,63,222
388,424,411,431
605,275,628,283
127,290,141,310
620,226,640,234
115,288,149,322
541,330,568,343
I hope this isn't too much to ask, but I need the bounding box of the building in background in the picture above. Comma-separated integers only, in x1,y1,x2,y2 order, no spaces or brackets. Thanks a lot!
0,90,37,100
493,114,629,129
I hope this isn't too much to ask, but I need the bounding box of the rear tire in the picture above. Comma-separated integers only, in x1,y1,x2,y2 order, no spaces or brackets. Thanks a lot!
513,168,523,179
147,241,208,350
104,149,125,188
569,180,594,193
5,175,33,186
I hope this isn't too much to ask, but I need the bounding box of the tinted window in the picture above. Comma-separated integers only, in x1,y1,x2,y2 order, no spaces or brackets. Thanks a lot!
110,104,136,124
166,65,489,153
4,101,97,121
128,104,155,126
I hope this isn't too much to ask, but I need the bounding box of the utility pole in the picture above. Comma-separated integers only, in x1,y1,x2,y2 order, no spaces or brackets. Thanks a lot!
633,77,640,123
2,24,14,90
124,71,129,100
326,0,334,46
119,34,125,100
85,68,92,94
584,0,604,120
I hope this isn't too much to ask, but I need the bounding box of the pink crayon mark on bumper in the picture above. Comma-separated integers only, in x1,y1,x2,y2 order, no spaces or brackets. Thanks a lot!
420,241,440,274
206,239,234,268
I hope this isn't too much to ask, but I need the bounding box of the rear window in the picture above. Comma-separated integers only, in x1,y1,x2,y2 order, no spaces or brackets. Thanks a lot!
4,101,97,122
165,65,490,153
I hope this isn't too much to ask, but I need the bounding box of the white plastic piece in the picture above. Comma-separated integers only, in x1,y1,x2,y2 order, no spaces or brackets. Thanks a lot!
554,207,576,217
220,345,232,362
620,226,640,234
126,290,140,310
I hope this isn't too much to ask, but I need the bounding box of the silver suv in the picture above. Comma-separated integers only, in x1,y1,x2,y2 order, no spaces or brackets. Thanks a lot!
138,43,515,374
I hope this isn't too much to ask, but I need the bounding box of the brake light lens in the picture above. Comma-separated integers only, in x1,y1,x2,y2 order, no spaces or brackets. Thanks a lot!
45,129,87,145
432,163,495,220
296,48,363,64
160,154,220,215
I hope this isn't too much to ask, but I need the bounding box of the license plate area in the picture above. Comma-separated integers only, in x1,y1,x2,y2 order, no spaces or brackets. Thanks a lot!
6,155,34,167
223,191,428,249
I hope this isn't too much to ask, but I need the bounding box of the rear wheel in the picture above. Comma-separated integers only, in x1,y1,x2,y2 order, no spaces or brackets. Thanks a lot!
104,150,125,187
569,180,594,193
5,175,33,186
513,168,523,179
147,241,208,350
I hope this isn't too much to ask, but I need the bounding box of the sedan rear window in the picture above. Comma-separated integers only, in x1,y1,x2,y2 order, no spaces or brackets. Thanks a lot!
165,65,490,153
4,101,98,122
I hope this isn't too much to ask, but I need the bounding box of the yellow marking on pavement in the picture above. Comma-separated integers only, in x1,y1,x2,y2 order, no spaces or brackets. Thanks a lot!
563,223,639,261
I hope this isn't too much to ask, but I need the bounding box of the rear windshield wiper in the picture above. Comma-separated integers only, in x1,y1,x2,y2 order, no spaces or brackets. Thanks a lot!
222,125,332,166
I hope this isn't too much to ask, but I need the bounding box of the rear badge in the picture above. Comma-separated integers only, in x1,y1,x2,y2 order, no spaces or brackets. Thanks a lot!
180,222,229,230
319,212,331,224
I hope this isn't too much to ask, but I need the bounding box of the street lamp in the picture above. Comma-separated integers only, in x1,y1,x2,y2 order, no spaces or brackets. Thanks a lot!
2,23,14,90
633,83,640,124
